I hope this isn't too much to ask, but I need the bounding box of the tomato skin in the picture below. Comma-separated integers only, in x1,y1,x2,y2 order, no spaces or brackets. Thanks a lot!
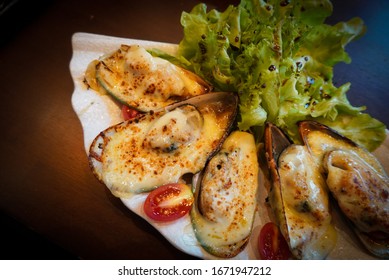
144,183,194,222
258,222,291,260
121,105,139,120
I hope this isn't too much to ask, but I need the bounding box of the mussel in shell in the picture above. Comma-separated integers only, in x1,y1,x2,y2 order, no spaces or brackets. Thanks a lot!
265,120,389,259
264,122,337,259
298,120,389,259
191,131,259,258
88,92,238,197
85,45,212,112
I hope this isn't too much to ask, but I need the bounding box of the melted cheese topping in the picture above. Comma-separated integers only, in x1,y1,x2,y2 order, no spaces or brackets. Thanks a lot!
193,131,259,247
306,131,385,174
100,107,223,196
97,45,208,111
325,150,389,234
278,145,337,259
124,46,186,99
144,105,202,151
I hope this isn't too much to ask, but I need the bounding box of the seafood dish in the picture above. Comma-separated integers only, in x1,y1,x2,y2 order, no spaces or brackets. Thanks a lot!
298,121,389,258
71,32,389,259
84,44,212,112
88,91,238,197
191,131,259,258
264,122,337,259
264,121,389,259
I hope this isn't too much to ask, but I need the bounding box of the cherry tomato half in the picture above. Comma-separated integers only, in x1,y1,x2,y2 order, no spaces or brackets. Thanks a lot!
121,105,139,120
143,183,194,222
258,222,291,260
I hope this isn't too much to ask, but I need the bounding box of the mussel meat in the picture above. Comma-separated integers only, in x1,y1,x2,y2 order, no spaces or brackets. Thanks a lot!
298,120,389,258
264,122,337,259
89,92,238,197
85,45,212,112
191,131,259,258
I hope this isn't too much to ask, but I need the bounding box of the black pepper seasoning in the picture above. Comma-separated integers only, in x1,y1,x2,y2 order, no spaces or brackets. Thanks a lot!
280,0,290,7
198,42,207,55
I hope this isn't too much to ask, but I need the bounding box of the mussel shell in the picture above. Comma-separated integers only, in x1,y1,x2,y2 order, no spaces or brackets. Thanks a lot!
264,122,290,242
93,44,213,112
356,232,389,259
298,120,389,258
298,120,386,174
264,122,337,259
88,92,238,197
265,122,292,166
191,131,259,258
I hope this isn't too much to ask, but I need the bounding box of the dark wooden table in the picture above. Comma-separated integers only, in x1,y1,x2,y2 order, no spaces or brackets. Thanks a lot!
1,0,388,260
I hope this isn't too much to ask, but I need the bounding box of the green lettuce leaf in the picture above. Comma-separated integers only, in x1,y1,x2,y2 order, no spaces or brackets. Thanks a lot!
160,0,386,151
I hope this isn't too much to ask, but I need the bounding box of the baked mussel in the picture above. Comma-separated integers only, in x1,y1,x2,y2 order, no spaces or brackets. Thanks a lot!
264,122,337,259
298,120,389,259
88,92,238,197
191,130,259,258
85,45,212,112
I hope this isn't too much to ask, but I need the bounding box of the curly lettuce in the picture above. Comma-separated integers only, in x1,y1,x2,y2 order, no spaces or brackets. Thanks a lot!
162,0,386,151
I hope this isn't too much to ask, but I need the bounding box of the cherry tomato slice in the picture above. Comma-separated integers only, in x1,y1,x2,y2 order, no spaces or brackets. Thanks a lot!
258,222,291,260
144,183,194,222
121,105,139,120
